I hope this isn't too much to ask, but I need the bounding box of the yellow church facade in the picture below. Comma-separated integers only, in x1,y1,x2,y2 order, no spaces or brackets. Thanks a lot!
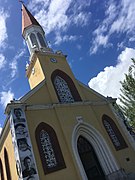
0,4,135,180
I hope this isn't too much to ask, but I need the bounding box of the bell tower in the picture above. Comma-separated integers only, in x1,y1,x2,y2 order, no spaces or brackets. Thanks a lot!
22,4,82,104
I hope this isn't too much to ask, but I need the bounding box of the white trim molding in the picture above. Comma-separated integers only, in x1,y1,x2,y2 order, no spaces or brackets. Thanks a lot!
72,122,121,180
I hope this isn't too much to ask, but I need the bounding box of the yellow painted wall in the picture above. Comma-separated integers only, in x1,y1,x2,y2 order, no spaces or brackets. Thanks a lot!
25,109,81,180
24,102,135,179
0,121,18,180
27,52,84,103
0,50,135,180
28,57,45,89
24,51,135,177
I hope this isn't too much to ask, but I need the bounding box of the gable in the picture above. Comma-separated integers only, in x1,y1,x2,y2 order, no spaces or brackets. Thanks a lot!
78,81,107,102
20,78,108,105
20,80,54,105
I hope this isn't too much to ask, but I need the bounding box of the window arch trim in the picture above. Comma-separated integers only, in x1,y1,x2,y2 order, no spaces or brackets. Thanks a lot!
51,69,82,102
29,33,39,48
37,32,46,47
102,114,128,151
35,122,66,174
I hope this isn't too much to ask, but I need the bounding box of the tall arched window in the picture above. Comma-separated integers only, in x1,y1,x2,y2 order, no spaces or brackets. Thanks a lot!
77,136,105,180
4,148,11,180
37,32,46,47
54,76,74,103
35,122,66,174
30,33,39,48
0,159,4,180
51,70,81,103
102,114,128,151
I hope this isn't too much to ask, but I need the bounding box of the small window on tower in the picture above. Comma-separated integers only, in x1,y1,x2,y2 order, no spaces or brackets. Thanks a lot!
37,32,46,47
30,33,39,48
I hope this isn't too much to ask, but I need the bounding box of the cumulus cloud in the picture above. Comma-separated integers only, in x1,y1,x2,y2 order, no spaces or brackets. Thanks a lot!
0,8,9,48
28,0,91,44
90,0,135,54
88,47,135,100
0,90,14,108
9,49,25,78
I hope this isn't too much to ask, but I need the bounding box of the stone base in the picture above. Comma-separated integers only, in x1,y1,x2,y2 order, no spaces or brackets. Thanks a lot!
106,169,127,180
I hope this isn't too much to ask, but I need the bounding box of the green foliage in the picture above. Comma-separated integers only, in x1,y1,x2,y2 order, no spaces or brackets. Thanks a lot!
119,58,135,128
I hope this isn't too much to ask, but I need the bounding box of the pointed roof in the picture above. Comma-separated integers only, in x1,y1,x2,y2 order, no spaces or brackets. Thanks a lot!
22,4,43,36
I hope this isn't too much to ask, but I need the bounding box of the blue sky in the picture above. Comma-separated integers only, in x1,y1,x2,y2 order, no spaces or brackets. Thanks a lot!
0,0,135,130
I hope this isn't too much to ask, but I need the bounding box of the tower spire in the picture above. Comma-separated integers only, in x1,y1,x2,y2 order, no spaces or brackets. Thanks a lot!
21,4,50,55
22,4,43,37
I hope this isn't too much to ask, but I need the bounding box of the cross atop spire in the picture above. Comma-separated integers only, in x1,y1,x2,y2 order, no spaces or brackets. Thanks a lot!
22,3,43,37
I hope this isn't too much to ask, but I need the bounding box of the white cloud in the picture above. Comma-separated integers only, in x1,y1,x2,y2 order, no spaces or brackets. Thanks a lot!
88,47,135,100
29,0,72,34
28,0,91,40
0,8,9,48
54,33,78,45
72,12,91,26
90,0,135,54
0,53,6,69
10,49,25,78
0,90,14,108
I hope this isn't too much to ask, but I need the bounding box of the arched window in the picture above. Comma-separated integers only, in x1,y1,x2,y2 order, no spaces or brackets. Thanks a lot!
0,159,4,180
37,32,46,47
35,122,66,174
51,70,81,103
77,136,105,180
4,148,11,180
54,76,74,103
30,33,39,48
102,114,128,151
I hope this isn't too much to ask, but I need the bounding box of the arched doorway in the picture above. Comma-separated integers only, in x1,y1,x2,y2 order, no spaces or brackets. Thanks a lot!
72,122,120,179
77,136,105,180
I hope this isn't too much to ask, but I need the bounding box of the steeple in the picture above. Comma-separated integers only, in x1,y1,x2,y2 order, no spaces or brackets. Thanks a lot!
22,4,43,36
22,4,51,55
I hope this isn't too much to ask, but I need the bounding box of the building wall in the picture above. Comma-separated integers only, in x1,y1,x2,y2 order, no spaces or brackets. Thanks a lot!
0,51,135,180
23,51,135,179
25,101,135,179
0,121,18,180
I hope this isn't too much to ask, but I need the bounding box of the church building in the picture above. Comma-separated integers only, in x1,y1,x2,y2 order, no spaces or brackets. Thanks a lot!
0,4,135,180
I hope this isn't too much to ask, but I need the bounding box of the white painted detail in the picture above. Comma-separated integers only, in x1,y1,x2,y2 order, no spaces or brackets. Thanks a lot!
72,122,120,180
76,116,83,123
32,67,35,75
10,107,40,180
